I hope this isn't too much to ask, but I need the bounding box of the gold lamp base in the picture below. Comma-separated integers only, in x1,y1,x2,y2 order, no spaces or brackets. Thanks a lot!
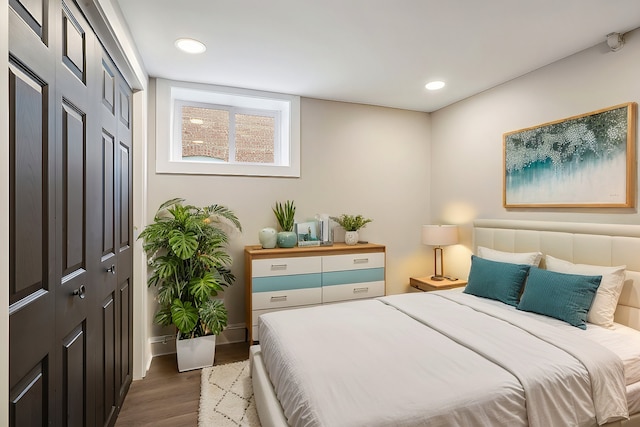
432,246,445,280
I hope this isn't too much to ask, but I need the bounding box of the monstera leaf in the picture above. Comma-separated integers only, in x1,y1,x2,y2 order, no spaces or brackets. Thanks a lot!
171,299,200,335
169,229,198,260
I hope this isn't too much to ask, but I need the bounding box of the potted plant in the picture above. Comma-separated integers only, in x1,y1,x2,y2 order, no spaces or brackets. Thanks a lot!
273,200,297,248
139,198,242,372
330,214,372,245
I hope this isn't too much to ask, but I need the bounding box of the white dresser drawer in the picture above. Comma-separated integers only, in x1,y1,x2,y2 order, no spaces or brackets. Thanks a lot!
253,256,321,277
322,280,385,303
322,252,385,272
252,287,322,310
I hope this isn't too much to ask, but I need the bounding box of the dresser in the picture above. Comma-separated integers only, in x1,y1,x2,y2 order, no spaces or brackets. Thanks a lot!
244,243,386,343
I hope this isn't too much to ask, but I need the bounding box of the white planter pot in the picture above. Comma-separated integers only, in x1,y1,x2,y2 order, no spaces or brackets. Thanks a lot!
344,230,359,245
176,333,216,372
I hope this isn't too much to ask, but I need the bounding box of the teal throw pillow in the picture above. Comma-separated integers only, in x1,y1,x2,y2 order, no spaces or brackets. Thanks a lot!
463,255,531,306
517,267,601,329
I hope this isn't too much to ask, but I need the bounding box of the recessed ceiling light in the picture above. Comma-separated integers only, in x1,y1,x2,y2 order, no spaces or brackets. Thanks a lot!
175,38,206,54
192,140,204,144
425,81,445,91
190,118,204,125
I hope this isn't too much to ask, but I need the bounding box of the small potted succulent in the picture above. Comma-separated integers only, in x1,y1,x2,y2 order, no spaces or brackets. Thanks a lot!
330,214,372,245
273,200,297,248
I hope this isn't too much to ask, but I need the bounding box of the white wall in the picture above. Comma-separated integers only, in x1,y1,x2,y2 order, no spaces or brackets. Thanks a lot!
431,28,640,279
146,92,432,348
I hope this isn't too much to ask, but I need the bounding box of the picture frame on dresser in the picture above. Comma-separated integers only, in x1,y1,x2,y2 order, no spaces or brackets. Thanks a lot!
295,220,320,247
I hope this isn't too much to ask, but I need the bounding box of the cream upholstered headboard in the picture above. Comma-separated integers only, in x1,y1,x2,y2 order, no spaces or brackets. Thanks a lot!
473,219,640,332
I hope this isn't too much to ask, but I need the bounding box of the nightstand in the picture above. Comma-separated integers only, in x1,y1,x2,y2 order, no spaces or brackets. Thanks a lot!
410,276,467,292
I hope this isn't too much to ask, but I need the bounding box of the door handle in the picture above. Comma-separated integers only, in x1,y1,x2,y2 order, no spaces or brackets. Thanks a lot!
72,284,86,299
106,264,116,274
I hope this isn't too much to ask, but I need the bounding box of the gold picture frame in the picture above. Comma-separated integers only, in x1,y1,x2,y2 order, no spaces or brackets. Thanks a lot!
503,102,637,208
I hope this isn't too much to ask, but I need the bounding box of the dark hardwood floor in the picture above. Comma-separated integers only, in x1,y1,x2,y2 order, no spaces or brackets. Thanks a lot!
115,342,250,426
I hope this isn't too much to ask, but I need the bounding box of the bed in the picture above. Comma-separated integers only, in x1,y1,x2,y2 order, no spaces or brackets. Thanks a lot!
249,219,640,427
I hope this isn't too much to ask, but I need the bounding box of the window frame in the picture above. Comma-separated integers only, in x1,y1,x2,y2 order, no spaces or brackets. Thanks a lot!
155,78,300,177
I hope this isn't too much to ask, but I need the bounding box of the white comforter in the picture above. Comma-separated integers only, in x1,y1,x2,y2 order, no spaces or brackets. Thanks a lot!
258,291,628,427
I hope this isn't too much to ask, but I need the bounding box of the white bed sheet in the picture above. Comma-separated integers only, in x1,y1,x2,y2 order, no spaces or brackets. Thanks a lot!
258,292,628,427
443,288,640,386
582,323,640,386
260,299,528,427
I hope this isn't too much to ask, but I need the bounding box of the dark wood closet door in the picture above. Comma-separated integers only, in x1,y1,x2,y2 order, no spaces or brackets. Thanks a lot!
95,51,133,427
9,0,133,425
8,0,58,422
53,1,100,425
113,63,134,421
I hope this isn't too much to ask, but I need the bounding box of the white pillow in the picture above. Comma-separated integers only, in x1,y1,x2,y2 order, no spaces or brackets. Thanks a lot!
477,246,543,266
545,255,626,328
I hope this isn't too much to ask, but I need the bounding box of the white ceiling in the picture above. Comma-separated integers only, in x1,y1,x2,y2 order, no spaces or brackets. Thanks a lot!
116,0,640,112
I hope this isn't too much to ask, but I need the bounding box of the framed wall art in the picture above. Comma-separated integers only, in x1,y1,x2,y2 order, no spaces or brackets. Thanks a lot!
503,102,637,208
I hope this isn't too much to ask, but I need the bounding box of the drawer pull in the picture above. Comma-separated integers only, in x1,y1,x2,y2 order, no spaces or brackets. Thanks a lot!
270,264,288,271
270,295,287,302
353,258,369,264
353,287,369,294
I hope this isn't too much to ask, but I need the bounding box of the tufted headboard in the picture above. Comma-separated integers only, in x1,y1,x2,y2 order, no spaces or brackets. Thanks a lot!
473,219,640,332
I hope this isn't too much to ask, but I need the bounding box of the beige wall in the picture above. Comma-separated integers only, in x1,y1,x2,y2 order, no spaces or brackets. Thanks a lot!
146,92,432,345
431,28,640,280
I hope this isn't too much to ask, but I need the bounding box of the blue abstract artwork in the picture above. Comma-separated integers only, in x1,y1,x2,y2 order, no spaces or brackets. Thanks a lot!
504,103,636,207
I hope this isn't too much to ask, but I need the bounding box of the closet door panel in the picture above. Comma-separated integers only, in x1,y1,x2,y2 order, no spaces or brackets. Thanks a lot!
115,76,133,411
8,25,56,424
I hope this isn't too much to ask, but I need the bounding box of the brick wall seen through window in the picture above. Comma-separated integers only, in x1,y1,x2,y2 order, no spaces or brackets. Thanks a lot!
181,106,275,163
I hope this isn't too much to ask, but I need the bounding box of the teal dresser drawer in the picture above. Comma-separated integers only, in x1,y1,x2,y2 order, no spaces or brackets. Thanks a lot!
322,268,384,286
252,273,322,293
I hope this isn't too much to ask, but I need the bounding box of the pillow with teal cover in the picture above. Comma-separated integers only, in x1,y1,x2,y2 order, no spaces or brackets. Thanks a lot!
463,255,530,306
517,267,602,329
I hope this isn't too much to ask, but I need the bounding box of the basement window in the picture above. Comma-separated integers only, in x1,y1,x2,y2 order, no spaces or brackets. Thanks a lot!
155,78,300,177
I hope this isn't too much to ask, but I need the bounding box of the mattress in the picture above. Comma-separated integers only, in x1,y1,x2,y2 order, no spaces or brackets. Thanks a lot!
259,291,629,427
629,382,640,416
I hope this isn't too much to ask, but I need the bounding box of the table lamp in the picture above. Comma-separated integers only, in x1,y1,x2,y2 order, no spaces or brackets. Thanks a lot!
422,225,458,281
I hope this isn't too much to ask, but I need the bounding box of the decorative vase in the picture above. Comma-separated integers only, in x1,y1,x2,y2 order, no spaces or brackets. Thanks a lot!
277,231,297,248
345,230,359,245
259,227,277,249
176,332,216,372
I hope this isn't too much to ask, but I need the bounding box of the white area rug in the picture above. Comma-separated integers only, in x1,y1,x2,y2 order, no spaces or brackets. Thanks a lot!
199,360,261,426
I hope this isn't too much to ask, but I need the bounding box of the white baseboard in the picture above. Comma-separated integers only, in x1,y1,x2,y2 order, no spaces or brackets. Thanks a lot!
215,323,247,344
149,323,246,357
